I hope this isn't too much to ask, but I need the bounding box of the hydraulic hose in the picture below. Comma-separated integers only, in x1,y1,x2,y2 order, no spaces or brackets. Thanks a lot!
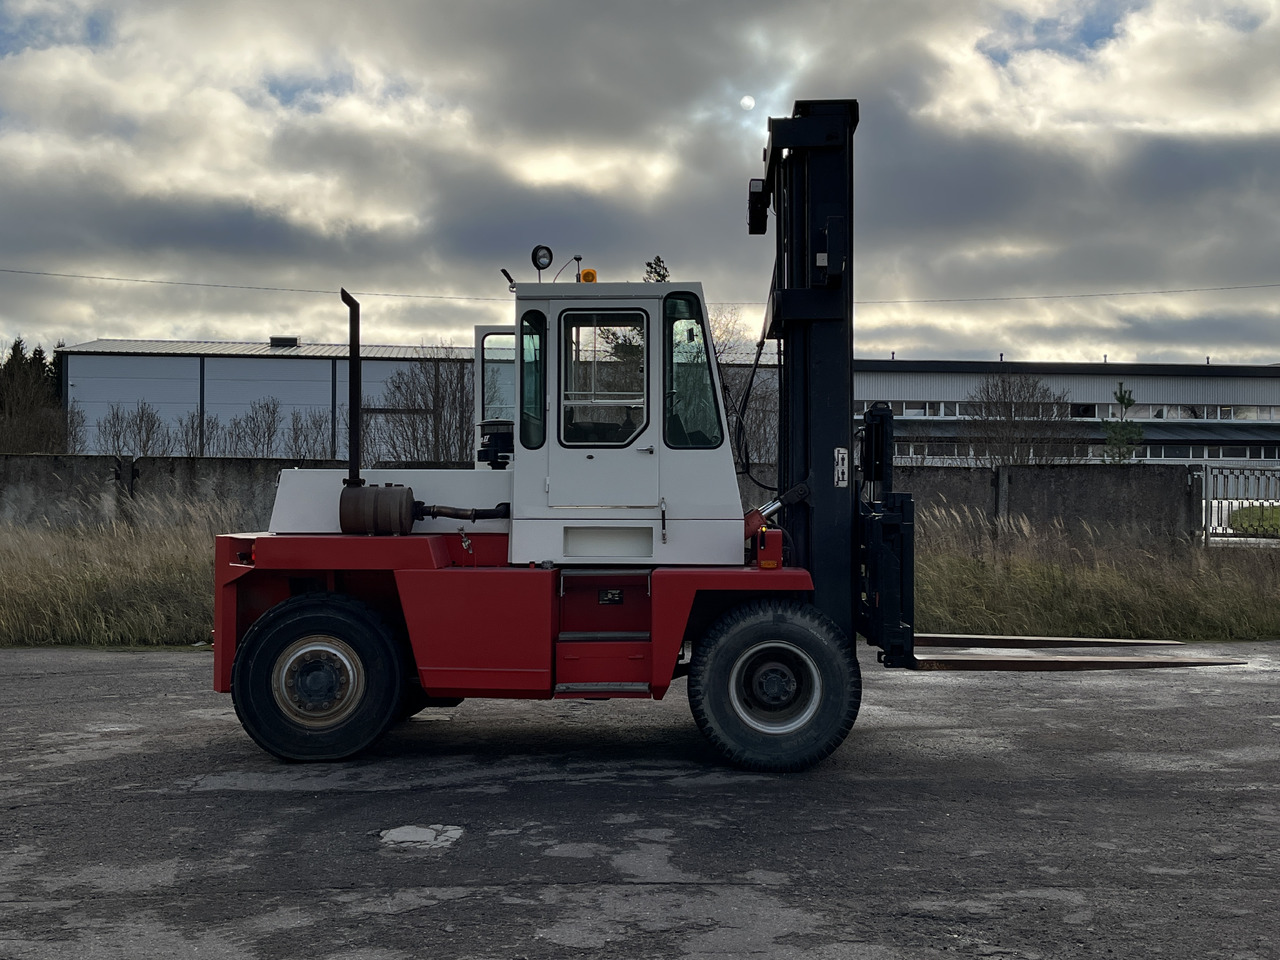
414,502,511,523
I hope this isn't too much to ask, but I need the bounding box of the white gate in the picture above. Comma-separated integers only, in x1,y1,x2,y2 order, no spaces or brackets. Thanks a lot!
1203,465,1280,542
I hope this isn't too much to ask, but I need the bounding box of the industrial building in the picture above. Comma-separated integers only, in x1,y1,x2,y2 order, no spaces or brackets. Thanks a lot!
58,340,1280,466
854,358,1280,465
59,337,471,458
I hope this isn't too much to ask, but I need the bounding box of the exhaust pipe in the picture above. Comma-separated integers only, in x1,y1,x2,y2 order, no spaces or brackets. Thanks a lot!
341,288,364,489
338,288,415,535
334,288,512,537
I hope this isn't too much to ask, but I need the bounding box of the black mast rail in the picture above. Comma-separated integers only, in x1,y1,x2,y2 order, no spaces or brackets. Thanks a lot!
750,99,915,665
750,99,1244,674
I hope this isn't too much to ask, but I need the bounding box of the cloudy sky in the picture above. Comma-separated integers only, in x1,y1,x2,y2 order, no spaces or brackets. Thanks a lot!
0,0,1277,363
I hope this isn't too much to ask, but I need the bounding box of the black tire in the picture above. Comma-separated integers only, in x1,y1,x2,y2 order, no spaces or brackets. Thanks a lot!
231,594,405,761
687,600,861,772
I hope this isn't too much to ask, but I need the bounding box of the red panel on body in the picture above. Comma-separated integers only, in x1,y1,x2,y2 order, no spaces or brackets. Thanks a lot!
556,641,651,684
395,567,556,697
753,528,785,569
213,535,257,692
648,567,814,696
250,533,509,570
559,570,651,635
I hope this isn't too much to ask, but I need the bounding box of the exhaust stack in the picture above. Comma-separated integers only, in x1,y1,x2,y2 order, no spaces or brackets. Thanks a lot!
341,288,364,489
337,289,414,536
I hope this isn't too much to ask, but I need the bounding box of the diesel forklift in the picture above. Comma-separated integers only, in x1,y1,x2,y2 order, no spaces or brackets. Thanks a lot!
213,99,1238,771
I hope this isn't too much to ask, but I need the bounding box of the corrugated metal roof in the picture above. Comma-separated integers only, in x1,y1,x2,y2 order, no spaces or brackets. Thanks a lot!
855,358,1280,379
895,420,1280,443
59,338,474,360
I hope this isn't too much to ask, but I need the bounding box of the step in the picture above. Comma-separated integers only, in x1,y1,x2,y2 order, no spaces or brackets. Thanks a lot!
558,631,651,643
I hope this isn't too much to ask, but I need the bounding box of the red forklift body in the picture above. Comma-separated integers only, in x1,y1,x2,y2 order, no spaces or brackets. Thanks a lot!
214,532,814,699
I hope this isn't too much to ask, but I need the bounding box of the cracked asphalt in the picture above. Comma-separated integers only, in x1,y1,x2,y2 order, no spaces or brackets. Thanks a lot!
0,643,1277,959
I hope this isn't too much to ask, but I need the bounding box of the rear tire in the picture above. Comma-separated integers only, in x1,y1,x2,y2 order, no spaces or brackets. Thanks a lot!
232,594,405,761
687,600,860,772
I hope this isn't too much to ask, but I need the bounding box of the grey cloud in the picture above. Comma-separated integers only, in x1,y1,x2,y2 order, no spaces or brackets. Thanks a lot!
1,0,1277,367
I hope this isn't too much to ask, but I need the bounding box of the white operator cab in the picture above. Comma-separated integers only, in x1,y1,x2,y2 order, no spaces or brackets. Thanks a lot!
476,282,743,566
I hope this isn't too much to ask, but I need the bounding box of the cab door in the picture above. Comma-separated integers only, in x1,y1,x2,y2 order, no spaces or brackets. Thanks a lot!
547,306,660,508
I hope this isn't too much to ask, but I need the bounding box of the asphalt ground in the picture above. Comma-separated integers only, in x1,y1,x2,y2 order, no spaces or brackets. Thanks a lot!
0,644,1276,960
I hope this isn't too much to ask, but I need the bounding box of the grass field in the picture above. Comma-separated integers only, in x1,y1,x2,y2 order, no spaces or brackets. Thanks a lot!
0,497,249,647
1,499,1277,646
916,506,1280,641
1227,504,1280,536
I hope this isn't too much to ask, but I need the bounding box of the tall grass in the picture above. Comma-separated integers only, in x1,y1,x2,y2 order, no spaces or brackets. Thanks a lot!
0,496,253,647
2,496,1276,646
916,505,1280,641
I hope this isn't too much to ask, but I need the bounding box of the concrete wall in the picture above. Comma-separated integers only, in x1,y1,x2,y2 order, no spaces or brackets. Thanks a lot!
0,455,133,527
0,455,355,529
0,455,1205,537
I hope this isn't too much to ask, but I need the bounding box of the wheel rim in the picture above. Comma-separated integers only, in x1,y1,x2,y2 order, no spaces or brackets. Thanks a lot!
271,635,367,729
727,640,823,735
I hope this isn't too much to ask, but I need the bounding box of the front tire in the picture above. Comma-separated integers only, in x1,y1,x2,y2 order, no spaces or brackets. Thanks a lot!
232,595,405,761
688,600,861,772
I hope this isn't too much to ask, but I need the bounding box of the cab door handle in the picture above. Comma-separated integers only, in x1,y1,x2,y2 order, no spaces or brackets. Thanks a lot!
637,445,655,454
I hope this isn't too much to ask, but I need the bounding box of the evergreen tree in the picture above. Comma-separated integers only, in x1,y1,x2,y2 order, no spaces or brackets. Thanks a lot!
642,255,670,283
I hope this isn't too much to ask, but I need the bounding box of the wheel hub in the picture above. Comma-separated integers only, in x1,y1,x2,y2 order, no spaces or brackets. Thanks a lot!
272,636,366,729
728,640,823,736
288,651,349,710
753,663,797,705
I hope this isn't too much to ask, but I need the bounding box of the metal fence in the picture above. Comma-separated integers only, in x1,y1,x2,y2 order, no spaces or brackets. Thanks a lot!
1203,465,1280,542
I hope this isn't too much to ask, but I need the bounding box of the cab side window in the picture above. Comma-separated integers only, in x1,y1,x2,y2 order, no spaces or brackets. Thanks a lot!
663,294,723,449
519,310,547,449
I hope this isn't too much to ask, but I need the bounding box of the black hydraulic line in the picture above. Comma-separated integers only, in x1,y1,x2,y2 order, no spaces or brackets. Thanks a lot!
733,335,778,493
413,502,512,523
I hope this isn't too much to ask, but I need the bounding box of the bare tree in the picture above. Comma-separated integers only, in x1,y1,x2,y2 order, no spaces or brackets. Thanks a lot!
95,403,129,455
371,348,474,463
961,373,1085,466
124,401,174,456
64,402,87,454
175,410,202,456
203,415,231,456
229,397,283,457
283,407,332,459
94,401,173,455
707,305,777,486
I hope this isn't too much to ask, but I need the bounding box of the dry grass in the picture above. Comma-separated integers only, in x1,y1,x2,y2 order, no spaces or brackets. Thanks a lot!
0,496,254,647
2,495,1276,647
916,505,1280,641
